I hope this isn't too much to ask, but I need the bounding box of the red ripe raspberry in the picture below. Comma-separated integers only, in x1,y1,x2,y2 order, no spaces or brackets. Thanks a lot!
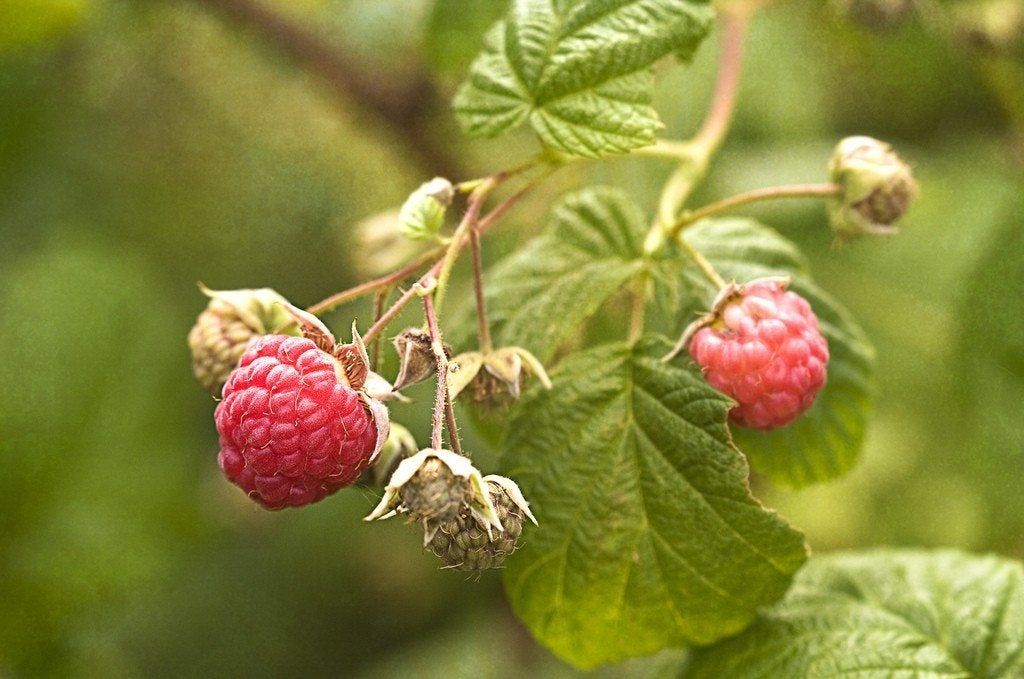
214,334,383,509
689,280,828,430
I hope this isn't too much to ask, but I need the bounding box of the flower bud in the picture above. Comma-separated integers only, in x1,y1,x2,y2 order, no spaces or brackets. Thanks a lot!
827,136,918,241
188,286,296,395
398,177,455,241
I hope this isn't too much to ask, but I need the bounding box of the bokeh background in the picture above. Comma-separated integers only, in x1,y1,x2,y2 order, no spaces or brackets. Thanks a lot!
2,0,1023,676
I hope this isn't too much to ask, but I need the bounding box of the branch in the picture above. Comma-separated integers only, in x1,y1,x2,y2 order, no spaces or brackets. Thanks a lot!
188,0,461,177
669,183,842,237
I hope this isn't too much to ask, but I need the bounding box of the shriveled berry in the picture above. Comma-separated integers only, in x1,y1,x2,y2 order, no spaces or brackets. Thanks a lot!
215,334,386,509
427,480,526,572
689,280,829,430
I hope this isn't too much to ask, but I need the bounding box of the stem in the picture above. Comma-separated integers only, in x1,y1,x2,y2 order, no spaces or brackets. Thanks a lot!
690,7,750,157
651,5,754,243
679,236,727,289
422,292,460,455
361,175,546,345
306,248,437,316
370,287,389,371
469,229,493,352
433,181,496,317
669,183,842,237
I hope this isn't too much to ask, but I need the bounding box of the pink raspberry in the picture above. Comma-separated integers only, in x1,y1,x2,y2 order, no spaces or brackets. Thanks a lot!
688,280,828,430
214,334,384,509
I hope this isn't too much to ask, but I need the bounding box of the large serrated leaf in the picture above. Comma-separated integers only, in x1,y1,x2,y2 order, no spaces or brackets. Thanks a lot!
675,218,874,488
686,549,1024,678
485,186,648,362
500,336,807,669
454,0,714,157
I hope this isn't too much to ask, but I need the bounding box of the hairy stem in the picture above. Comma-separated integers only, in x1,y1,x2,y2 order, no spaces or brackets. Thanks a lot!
433,181,496,317
469,230,493,353
669,183,842,237
370,287,389,371
361,175,544,346
422,292,460,454
306,248,438,316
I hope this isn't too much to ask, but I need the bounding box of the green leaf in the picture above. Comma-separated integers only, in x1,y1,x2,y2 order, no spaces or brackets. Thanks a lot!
675,218,874,487
453,0,714,157
686,549,1024,678
486,186,648,362
501,336,807,669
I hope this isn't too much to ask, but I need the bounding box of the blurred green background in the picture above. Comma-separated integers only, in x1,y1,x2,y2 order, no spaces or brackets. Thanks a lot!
2,0,1022,676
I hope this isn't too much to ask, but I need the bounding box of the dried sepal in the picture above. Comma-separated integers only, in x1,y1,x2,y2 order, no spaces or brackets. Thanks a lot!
447,347,552,406
392,327,450,391
483,474,538,526
364,449,500,535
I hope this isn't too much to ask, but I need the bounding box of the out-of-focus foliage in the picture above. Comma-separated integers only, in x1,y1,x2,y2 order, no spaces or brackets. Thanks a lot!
1,0,1022,675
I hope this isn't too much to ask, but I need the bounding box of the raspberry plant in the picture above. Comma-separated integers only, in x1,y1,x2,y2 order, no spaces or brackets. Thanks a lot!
188,0,1024,673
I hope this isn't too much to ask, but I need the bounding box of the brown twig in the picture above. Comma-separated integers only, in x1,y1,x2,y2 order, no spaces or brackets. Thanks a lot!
305,248,438,316
189,0,460,176
361,174,542,346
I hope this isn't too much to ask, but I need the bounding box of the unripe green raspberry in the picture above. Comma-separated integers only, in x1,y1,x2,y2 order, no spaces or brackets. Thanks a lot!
400,456,472,524
427,479,528,573
828,136,918,241
188,287,295,395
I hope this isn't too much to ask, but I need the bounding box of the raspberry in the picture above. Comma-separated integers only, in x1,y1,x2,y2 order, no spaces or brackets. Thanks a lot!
427,480,526,572
688,280,829,430
214,334,386,509
188,287,293,395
